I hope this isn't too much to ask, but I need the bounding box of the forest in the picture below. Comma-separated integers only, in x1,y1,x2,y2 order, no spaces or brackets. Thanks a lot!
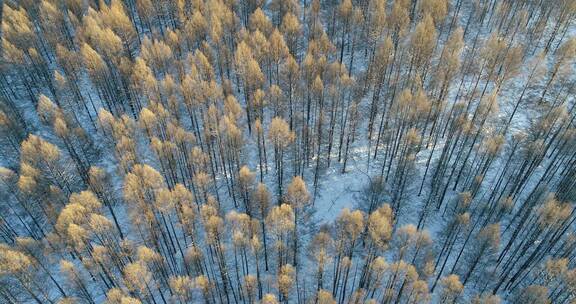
0,0,575,303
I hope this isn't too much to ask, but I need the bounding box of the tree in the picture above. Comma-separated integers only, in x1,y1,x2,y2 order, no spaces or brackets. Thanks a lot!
408,13,436,84
262,293,279,304
39,0,73,49
266,204,295,269
105,288,143,304
514,285,550,304
285,176,310,265
471,293,501,304
0,244,54,303
359,205,393,291
309,231,333,292
268,117,295,199
249,8,272,35
316,289,336,304
539,37,576,104
341,99,359,173
19,134,78,200
439,274,463,304
268,30,289,86
236,41,265,133
332,208,364,301
60,260,95,304
99,0,138,58
253,183,272,270
281,13,301,56
277,264,294,303
37,95,96,186
238,166,256,215
254,119,268,181
123,261,155,301
169,275,193,302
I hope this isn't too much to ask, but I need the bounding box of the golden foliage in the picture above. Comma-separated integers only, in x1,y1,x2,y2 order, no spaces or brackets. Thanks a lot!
368,204,394,249
440,274,463,299
0,244,32,275
262,294,279,304
317,289,336,304
268,117,294,147
267,204,295,233
123,261,153,293
278,264,295,297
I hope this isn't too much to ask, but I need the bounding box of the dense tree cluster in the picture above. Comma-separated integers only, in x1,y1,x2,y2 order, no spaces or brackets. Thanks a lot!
0,0,575,303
